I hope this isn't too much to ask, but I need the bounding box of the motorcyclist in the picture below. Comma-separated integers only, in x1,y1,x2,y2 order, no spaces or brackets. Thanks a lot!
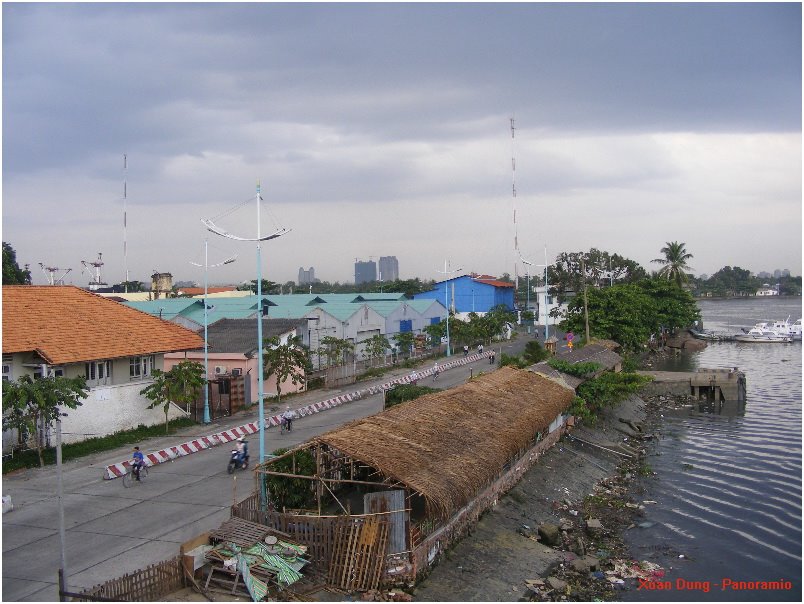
235,437,248,464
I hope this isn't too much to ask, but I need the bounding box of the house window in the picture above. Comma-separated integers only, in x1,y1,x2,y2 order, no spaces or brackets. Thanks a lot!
2,355,12,382
85,361,112,385
399,320,412,333
129,356,155,379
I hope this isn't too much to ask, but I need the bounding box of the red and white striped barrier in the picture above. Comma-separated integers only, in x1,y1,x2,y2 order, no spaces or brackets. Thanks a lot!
103,351,492,479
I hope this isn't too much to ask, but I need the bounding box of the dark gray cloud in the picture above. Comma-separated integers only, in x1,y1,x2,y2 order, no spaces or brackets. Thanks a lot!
2,2,801,283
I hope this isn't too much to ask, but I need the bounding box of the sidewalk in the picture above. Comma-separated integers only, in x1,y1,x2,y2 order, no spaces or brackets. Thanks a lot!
102,351,492,479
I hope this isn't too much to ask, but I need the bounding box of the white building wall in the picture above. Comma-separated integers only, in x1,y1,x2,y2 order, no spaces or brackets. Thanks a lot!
21,381,186,449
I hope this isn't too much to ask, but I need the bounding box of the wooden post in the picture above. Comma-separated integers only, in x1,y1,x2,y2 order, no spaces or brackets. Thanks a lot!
316,445,322,516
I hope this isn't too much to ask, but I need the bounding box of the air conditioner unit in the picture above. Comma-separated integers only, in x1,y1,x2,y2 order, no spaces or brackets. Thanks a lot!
231,368,242,376
214,366,227,375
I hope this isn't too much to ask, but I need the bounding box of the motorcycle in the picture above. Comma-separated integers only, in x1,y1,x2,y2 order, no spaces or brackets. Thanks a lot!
227,442,249,474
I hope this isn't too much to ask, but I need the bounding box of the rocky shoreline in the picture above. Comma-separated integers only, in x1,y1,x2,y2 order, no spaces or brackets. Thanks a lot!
412,387,695,602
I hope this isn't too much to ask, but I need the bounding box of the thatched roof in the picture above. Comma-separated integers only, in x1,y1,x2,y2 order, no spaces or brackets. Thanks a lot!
310,366,574,519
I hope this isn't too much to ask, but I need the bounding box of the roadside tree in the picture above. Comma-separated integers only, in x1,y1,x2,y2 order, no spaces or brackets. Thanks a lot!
317,336,354,368
392,331,416,359
140,361,206,434
263,335,311,403
363,334,391,366
2,375,88,467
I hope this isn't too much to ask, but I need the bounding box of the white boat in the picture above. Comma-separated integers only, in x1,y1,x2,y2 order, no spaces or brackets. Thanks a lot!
791,319,802,340
766,316,802,341
734,325,793,343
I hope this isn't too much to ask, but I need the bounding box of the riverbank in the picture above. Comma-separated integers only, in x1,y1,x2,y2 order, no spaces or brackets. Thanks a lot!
412,393,659,602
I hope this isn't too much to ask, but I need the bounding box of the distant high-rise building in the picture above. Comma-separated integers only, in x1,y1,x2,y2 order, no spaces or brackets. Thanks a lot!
298,266,315,285
354,260,377,285
378,256,399,282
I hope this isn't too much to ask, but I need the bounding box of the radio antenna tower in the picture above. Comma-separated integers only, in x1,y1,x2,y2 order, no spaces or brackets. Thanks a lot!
510,116,519,291
81,253,107,291
39,263,72,286
122,154,130,292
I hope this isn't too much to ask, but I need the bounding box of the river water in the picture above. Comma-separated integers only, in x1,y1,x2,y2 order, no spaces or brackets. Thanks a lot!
624,297,802,602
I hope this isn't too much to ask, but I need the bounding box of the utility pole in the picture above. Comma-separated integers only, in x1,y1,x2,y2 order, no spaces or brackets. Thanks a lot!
582,257,590,343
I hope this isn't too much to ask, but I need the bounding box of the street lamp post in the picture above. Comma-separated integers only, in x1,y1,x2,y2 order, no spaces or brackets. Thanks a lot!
523,247,551,340
190,240,236,424
202,182,290,463
520,256,533,328
436,260,462,357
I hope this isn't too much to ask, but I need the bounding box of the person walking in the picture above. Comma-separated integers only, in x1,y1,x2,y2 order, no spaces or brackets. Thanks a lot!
463,345,469,357
432,361,440,382
489,351,496,365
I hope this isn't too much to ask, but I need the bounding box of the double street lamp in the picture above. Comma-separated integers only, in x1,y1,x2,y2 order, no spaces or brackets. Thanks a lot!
203,182,290,463
436,260,462,356
522,246,551,340
190,240,236,424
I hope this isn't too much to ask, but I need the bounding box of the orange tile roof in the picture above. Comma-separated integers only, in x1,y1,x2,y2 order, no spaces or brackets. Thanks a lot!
2,286,205,365
176,286,237,296
473,278,515,288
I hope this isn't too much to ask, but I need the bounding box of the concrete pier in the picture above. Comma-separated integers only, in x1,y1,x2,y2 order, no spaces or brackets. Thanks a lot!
638,368,746,403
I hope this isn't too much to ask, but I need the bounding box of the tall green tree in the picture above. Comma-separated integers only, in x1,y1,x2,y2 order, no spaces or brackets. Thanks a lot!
550,249,647,302
140,361,205,433
652,241,694,287
263,335,311,403
2,375,88,467
3,242,32,284
558,281,699,351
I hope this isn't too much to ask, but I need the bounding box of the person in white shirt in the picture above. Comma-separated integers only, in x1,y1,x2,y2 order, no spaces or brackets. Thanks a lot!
281,406,295,432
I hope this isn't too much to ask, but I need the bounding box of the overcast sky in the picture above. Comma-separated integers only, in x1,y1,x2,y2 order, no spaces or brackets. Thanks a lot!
3,2,801,287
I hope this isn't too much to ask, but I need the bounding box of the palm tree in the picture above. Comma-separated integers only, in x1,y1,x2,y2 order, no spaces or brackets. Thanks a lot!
652,241,694,287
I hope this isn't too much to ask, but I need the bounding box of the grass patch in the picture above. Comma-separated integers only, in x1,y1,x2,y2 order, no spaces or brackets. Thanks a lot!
2,418,196,474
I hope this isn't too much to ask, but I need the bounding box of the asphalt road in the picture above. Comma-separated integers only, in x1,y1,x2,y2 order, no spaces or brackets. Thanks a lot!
1,329,558,601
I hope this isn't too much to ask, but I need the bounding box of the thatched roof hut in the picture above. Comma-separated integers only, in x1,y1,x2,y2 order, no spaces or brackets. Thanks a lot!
306,366,574,519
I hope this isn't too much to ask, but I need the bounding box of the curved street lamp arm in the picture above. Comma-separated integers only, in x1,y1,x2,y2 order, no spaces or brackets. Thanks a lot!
201,218,291,242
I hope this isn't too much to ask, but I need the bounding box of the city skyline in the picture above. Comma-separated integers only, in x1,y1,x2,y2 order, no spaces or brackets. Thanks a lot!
3,3,801,286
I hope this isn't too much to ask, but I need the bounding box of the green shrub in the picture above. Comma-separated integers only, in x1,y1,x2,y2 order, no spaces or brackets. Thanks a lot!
547,359,601,377
499,353,529,369
384,384,440,408
263,448,321,510
523,340,550,364
2,418,196,474
576,372,652,414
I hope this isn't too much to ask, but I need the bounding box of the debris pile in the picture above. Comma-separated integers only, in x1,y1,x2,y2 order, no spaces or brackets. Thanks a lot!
200,518,310,601
522,429,667,601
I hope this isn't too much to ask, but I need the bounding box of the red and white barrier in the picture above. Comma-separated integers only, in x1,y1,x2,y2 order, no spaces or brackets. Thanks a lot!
103,351,492,479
